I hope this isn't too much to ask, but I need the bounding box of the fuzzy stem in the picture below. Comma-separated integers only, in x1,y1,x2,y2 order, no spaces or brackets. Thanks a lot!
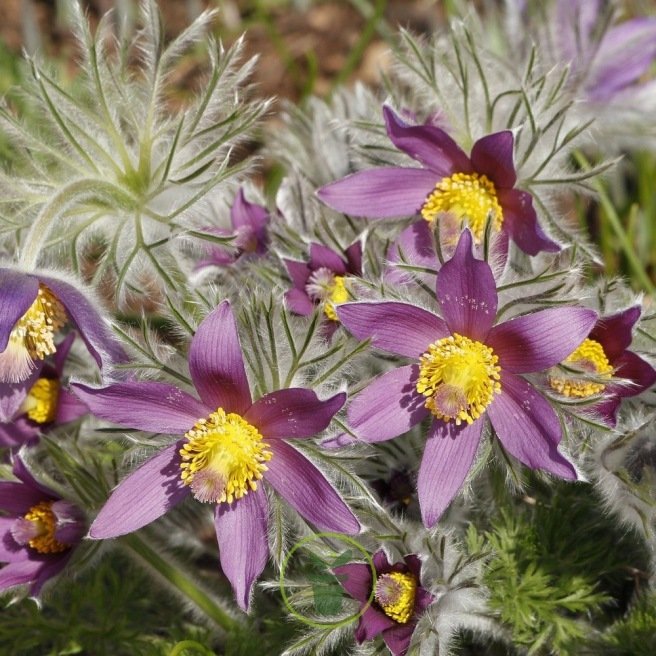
121,533,239,632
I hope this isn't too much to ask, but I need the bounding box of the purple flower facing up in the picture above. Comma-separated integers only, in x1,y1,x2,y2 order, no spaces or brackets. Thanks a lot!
335,230,598,527
317,106,559,257
0,268,127,384
284,240,362,324
549,306,656,426
0,457,85,596
0,334,88,449
195,189,270,270
72,301,359,611
333,550,434,656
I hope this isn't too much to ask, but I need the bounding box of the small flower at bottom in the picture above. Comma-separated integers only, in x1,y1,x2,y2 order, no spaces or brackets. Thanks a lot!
0,457,85,596
333,550,434,656
72,300,359,611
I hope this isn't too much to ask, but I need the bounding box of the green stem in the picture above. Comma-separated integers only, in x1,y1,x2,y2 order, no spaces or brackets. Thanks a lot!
121,533,239,632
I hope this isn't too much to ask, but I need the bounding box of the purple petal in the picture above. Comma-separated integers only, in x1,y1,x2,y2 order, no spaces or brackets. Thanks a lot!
355,605,397,643
188,301,252,414
39,275,128,370
383,105,471,175
337,302,448,358
497,189,560,255
53,332,76,376
232,188,268,232
345,240,363,275
284,289,315,316
385,221,439,286
487,307,598,373
589,306,641,361
316,168,437,218
0,559,44,591
265,439,360,534
0,367,40,422
284,259,311,290
402,554,422,580
488,372,576,479
470,131,516,188
71,382,206,434
415,586,435,613
346,365,428,443
29,553,70,597
0,269,39,352
613,351,656,398
436,230,497,341
215,485,269,612
417,419,483,528
52,500,86,545
12,457,56,497
373,549,392,572
0,418,39,448
332,562,372,603
383,622,417,656
54,389,88,424
309,243,347,274
89,442,189,538
0,482,45,515
0,520,25,561
593,396,622,427
245,389,345,439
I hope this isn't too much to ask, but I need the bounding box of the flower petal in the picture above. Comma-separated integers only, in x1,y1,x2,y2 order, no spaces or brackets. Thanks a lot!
0,269,39,352
0,367,40,422
383,622,417,656
332,562,372,603
71,382,206,434
417,419,483,528
355,605,397,643
232,188,268,232
188,301,252,415
589,306,641,361
346,365,428,443
0,482,45,514
385,221,439,286
55,389,88,424
89,442,189,538
337,302,448,358
488,372,576,479
383,105,471,175
487,307,598,373
613,351,656,398
0,519,25,561
317,167,437,218
265,439,360,534
29,553,70,597
436,230,497,341
309,243,347,274
245,389,345,439
345,240,363,275
0,418,39,449
284,259,311,290
215,485,269,612
470,131,516,188
284,289,315,316
0,559,44,592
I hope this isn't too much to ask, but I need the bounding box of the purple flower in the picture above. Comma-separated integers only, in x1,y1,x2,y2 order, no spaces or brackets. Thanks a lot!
317,106,558,256
72,301,359,611
0,457,85,596
333,550,434,656
0,268,127,384
284,240,362,327
195,189,270,270
549,306,656,425
335,230,597,527
0,333,88,449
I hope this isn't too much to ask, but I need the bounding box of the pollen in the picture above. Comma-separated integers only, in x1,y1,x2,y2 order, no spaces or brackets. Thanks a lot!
374,572,417,624
305,268,349,321
180,408,272,504
549,338,613,398
417,333,501,425
0,285,67,383
18,501,69,554
21,378,61,424
421,172,503,243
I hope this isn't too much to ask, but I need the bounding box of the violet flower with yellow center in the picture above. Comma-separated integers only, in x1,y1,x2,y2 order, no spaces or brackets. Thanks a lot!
549,306,656,426
72,301,359,611
0,457,85,596
317,106,558,256
333,550,434,656
335,230,597,527
0,268,127,384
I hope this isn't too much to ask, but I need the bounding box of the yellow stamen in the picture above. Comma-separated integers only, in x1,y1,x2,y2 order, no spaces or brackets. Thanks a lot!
180,409,272,504
421,172,503,243
21,378,61,424
23,501,69,554
417,333,501,425
374,572,417,624
549,338,613,398
324,276,348,321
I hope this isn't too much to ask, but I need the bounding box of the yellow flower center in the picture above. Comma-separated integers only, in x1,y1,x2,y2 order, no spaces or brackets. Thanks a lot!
549,338,613,398
305,269,349,322
324,276,349,321
22,501,69,554
374,572,417,624
1,285,67,383
417,333,502,425
180,409,272,504
21,378,61,424
421,172,503,243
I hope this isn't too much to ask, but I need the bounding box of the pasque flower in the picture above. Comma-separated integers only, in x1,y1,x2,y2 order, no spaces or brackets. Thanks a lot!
0,334,88,449
72,301,359,611
0,457,85,595
333,550,434,656
335,230,597,527
549,306,656,425
195,188,270,270
0,268,127,384
317,106,558,256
